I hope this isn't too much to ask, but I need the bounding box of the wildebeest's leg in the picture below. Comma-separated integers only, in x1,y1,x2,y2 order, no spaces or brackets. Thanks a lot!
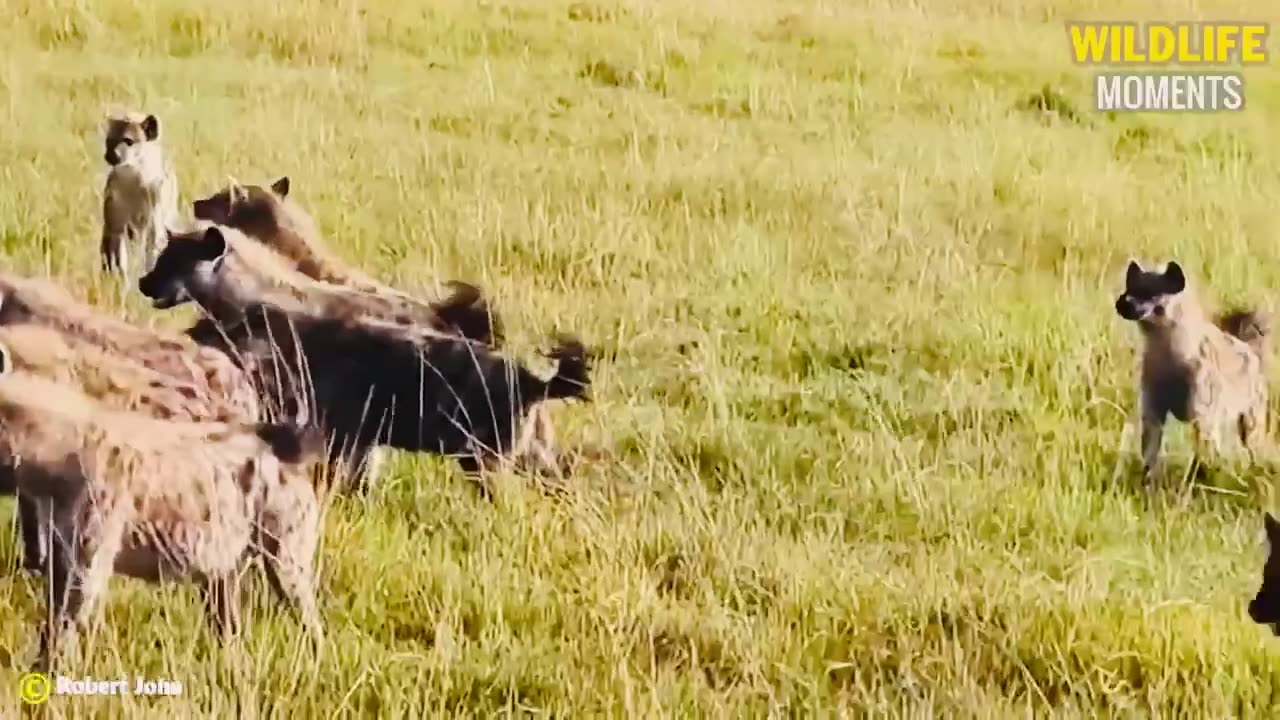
356,447,387,491
511,406,562,478
456,453,499,500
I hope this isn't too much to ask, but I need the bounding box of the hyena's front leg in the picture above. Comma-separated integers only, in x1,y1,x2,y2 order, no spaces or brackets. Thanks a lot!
1141,410,1166,483
143,220,166,273
35,507,119,671
100,191,130,275
35,533,77,672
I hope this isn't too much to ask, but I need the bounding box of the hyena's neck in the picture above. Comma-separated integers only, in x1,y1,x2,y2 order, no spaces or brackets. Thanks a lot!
199,261,267,325
271,214,351,285
121,144,169,184
1144,307,1213,364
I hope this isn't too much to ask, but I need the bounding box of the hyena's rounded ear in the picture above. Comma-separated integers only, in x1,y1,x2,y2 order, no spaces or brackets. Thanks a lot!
1163,261,1187,294
270,176,290,197
1125,260,1142,286
199,227,230,261
141,114,160,141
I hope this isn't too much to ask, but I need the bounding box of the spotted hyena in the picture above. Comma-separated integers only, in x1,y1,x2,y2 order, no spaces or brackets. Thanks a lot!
0,348,326,672
100,110,180,275
0,271,260,571
1115,259,1268,480
190,177,503,343
139,225,500,345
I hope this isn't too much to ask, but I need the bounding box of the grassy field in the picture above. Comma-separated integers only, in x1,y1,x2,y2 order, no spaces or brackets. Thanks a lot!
2,0,1280,715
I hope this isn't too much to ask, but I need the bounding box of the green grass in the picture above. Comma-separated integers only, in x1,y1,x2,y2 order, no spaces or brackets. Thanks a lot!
3,0,1280,715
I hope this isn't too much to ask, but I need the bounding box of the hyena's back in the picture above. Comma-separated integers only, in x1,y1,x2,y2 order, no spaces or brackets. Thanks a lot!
1216,308,1269,362
0,271,259,419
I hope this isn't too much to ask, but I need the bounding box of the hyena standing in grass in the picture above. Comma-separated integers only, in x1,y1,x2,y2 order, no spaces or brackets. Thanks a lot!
141,225,501,344
0,271,258,413
191,176,503,344
1115,260,1269,481
100,110,180,276
0,271,261,571
192,176,394,294
0,346,326,671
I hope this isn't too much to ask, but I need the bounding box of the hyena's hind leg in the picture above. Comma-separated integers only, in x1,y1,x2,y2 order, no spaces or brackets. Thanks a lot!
143,191,171,273
35,501,123,672
257,503,324,651
1238,400,1267,464
1189,419,1226,481
198,574,243,641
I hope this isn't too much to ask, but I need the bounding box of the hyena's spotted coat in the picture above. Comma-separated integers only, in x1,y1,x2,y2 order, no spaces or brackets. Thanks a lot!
0,347,325,671
0,271,262,571
1115,259,1269,480
101,110,180,276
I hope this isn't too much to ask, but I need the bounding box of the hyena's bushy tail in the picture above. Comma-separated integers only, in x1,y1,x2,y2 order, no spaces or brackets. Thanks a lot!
256,422,328,465
1216,308,1269,359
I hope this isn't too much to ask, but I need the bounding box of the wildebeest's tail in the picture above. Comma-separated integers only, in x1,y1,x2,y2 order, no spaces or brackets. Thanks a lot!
433,281,505,347
256,422,327,465
1216,308,1269,360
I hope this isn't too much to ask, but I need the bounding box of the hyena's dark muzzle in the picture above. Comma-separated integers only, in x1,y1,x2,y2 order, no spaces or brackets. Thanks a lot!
1115,295,1141,321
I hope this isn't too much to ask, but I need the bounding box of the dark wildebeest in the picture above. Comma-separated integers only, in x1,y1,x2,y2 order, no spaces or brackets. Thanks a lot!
139,225,591,496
